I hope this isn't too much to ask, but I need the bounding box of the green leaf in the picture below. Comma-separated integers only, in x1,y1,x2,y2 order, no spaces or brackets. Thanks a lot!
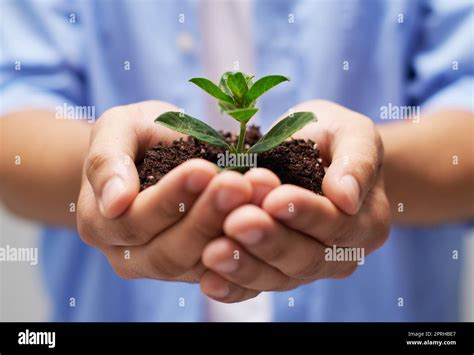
218,101,237,113
244,75,290,102
219,72,234,96
248,112,316,153
245,74,255,85
225,107,258,123
189,78,234,104
155,111,228,148
226,72,248,99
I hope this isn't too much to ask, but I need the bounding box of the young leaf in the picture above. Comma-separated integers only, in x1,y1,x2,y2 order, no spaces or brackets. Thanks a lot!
245,74,255,85
248,112,316,153
155,111,228,148
245,75,290,102
219,72,234,96
218,101,237,113
226,72,248,100
225,107,258,123
189,78,234,104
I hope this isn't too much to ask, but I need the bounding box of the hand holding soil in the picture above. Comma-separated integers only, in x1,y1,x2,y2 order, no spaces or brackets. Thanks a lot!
77,101,253,282
139,72,324,193
200,100,392,302
76,92,390,302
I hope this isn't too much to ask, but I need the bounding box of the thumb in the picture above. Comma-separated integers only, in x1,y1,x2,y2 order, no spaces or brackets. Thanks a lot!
322,126,383,215
84,108,141,219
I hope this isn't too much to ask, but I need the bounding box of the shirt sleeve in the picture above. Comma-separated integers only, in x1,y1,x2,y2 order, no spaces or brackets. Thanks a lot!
407,0,474,112
0,0,86,116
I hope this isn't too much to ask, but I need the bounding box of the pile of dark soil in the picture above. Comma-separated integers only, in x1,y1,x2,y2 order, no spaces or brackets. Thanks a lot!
137,125,325,194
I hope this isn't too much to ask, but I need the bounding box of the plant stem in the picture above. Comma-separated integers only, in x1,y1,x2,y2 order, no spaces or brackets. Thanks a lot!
237,122,246,153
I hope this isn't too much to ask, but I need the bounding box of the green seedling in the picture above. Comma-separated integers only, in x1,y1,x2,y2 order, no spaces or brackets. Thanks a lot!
155,71,316,169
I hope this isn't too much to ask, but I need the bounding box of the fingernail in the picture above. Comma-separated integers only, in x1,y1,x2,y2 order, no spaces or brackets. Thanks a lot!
209,284,230,298
235,229,263,245
339,175,360,212
186,170,211,193
100,175,126,215
213,258,239,273
216,188,244,212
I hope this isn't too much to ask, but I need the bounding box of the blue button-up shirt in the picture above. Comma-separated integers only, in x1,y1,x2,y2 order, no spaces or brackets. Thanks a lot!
1,0,473,321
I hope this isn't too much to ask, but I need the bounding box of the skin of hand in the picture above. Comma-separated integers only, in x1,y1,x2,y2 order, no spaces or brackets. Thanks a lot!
76,100,253,282
199,100,392,302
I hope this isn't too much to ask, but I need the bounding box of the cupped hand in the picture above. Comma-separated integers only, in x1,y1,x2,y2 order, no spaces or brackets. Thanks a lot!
199,100,391,302
77,101,252,282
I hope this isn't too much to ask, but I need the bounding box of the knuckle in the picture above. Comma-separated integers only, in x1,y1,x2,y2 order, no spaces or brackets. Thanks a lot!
344,152,378,189
77,198,114,248
259,243,288,265
356,151,378,176
117,230,144,246
192,218,218,242
119,220,151,246
235,267,262,288
326,216,353,246
85,151,110,181
76,209,99,247
315,213,351,247
331,231,350,247
236,274,258,289
299,213,322,238
146,247,187,279
158,197,183,222
182,262,207,282
291,250,325,279
77,200,133,247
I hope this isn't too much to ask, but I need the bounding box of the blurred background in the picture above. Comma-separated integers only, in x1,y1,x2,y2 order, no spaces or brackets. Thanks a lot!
1,209,50,321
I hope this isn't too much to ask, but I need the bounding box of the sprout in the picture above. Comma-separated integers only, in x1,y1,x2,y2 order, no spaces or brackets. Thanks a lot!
155,71,316,169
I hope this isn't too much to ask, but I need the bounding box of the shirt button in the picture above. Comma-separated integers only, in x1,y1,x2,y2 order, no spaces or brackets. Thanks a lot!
176,32,194,53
